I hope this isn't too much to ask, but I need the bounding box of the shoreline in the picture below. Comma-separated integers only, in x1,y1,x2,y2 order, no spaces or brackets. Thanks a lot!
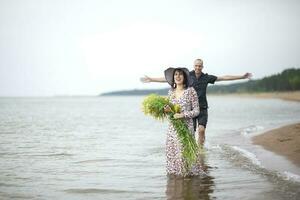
252,122,300,169
209,91,300,102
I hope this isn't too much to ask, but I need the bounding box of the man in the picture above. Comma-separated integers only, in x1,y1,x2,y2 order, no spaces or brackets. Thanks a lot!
140,58,252,145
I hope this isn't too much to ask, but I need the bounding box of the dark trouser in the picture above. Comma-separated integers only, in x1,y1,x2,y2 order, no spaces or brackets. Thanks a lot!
193,108,208,131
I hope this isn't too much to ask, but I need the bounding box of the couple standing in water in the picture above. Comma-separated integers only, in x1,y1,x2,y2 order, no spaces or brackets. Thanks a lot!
141,58,252,177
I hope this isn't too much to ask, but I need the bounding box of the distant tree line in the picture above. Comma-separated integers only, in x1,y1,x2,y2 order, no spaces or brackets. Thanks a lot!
100,88,168,96
100,68,300,96
208,68,300,93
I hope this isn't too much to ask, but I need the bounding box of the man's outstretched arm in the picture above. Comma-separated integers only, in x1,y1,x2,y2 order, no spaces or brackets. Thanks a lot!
216,73,252,82
140,75,167,83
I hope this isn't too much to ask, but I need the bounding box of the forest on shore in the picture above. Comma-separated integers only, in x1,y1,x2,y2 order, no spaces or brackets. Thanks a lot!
100,68,300,96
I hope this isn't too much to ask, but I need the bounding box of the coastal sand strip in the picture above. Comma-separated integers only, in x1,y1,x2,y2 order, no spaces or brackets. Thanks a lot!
252,123,300,168
210,91,300,102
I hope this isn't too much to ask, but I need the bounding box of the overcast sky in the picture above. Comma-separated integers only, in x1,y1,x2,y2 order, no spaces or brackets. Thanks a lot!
0,0,299,96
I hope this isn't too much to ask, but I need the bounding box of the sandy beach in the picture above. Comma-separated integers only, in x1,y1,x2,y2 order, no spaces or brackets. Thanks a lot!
243,91,300,102
252,123,300,168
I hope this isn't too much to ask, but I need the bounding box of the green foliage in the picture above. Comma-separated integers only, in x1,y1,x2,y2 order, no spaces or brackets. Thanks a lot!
142,94,170,121
169,116,199,171
142,94,200,171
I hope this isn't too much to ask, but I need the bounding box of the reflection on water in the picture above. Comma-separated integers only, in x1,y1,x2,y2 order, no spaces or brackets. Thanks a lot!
166,154,215,200
166,174,215,200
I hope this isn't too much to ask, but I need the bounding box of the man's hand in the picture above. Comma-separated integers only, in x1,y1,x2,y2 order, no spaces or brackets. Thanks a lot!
140,76,167,83
140,75,152,83
243,73,253,79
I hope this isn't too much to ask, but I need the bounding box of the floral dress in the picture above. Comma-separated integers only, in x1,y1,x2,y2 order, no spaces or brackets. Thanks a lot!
166,87,203,177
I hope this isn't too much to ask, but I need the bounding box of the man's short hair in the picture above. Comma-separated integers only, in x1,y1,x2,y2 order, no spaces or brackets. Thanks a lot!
194,58,203,63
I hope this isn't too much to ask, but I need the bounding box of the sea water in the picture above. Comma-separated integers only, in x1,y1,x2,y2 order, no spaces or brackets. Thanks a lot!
0,96,300,199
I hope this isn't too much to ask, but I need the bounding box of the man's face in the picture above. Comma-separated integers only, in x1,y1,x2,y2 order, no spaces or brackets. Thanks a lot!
194,60,203,74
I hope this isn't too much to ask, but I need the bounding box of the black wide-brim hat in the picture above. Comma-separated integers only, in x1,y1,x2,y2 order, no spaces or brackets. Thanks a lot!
164,67,193,87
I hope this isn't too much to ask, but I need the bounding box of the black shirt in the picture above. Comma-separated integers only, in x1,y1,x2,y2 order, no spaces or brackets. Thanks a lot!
189,70,217,109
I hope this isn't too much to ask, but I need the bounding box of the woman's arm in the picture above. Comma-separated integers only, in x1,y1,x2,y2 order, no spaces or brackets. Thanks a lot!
140,75,167,83
182,88,200,118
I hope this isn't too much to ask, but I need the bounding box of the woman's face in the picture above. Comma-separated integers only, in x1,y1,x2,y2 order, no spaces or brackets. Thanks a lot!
174,70,184,85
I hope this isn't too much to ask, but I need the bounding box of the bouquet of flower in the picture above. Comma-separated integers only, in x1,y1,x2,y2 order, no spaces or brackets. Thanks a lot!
142,94,199,170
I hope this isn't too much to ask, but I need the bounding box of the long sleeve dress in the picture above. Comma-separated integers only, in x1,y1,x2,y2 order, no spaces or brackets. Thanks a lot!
166,87,203,177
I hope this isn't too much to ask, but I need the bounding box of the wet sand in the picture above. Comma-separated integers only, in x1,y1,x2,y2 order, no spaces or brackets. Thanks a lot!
252,123,300,168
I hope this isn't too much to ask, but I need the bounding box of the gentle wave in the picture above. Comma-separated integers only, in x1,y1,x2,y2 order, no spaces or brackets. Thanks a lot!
226,145,300,183
28,153,74,157
73,158,113,163
63,188,151,194
232,146,262,166
283,171,300,182
240,125,265,136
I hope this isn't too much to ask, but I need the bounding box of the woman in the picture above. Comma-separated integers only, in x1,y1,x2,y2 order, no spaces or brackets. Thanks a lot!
164,67,203,177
